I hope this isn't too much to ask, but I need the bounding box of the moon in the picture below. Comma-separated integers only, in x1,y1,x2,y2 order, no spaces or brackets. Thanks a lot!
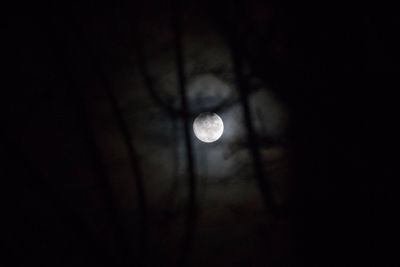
193,112,224,143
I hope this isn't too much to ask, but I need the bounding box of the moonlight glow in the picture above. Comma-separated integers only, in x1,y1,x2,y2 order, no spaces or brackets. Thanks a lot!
193,112,224,143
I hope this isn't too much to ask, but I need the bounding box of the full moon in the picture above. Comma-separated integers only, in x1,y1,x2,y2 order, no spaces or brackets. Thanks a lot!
193,112,224,143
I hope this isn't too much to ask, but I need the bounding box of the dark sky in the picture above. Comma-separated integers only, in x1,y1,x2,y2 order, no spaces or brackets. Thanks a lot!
3,1,397,266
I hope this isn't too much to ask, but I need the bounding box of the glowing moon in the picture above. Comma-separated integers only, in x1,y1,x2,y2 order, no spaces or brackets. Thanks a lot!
193,112,224,143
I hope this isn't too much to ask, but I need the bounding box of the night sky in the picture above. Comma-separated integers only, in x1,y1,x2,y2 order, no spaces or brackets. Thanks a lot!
3,1,397,266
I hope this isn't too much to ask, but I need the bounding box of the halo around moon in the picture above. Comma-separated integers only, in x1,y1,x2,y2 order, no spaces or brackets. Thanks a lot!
193,112,224,143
